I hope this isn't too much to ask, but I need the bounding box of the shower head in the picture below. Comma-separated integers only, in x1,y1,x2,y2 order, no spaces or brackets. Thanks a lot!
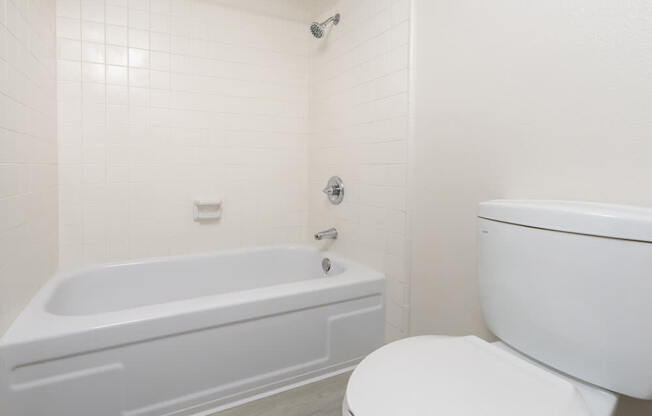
310,13,340,39
310,22,324,38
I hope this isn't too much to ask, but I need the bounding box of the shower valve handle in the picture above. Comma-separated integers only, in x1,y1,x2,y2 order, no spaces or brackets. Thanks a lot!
322,184,341,196
322,176,344,205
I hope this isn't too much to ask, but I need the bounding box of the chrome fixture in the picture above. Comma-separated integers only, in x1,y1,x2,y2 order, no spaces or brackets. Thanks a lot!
314,227,338,240
321,258,332,273
323,176,344,205
310,13,340,38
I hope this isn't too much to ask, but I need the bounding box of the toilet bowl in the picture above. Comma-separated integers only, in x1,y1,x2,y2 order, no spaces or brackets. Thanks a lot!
343,200,652,416
343,336,618,416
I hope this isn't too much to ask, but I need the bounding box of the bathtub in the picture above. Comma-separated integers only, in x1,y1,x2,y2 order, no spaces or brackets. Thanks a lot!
0,246,385,416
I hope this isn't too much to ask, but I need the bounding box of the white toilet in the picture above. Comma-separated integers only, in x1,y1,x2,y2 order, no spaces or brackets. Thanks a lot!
344,200,652,416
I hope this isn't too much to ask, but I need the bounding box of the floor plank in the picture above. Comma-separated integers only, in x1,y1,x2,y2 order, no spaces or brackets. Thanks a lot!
210,372,350,416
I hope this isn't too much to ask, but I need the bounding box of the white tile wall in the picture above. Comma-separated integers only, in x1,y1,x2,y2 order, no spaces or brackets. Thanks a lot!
57,0,313,269
308,0,411,340
0,0,58,335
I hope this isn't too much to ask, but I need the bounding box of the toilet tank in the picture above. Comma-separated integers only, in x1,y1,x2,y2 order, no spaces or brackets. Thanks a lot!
477,200,652,399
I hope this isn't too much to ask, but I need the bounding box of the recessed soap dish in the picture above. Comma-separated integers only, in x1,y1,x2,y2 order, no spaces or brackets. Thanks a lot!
193,199,222,222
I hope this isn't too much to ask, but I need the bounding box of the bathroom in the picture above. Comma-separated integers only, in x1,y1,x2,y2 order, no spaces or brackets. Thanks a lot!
1,0,651,415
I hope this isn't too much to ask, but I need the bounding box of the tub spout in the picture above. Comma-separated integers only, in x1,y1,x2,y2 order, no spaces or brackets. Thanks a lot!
314,227,337,240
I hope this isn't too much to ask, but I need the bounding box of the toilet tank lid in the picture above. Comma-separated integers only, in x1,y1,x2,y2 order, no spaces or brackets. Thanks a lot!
478,200,652,242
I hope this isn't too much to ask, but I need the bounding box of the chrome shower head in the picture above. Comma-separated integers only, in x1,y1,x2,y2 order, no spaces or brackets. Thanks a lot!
310,13,340,39
310,22,324,38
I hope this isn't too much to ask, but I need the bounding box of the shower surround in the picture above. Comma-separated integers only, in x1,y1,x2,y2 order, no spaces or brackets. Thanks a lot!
56,0,313,268
308,0,411,340
55,0,411,339
0,0,58,335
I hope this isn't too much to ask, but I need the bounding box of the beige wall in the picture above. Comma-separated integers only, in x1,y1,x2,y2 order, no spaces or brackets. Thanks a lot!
0,0,58,335
309,0,411,340
409,0,652,413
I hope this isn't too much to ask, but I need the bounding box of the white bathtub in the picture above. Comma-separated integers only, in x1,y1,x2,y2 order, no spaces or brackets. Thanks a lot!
0,246,384,416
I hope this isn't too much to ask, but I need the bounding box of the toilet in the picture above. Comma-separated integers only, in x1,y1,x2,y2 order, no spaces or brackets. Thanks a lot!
343,200,652,416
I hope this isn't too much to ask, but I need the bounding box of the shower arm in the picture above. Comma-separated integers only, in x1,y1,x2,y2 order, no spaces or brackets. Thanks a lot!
319,14,340,26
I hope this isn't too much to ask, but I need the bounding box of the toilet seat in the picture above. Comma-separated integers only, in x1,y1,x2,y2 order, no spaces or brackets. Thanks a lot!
345,336,610,416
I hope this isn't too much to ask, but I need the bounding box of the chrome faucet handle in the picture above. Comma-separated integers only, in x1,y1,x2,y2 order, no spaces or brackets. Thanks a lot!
322,176,344,205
